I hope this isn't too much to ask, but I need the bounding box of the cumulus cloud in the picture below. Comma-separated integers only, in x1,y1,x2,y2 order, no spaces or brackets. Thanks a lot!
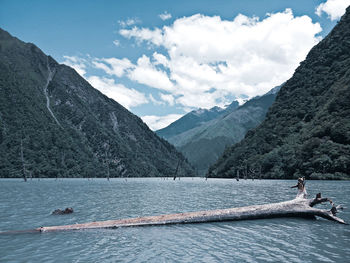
91,9,322,111
153,52,169,67
113,40,120,46
87,76,148,109
316,0,350,20
93,54,172,91
120,27,164,46
62,55,87,76
126,55,174,91
159,11,172,21
93,57,133,77
113,9,322,109
141,114,183,130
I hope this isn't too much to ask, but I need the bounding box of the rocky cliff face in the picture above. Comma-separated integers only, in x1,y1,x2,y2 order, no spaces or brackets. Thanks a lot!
0,28,194,178
208,8,350,179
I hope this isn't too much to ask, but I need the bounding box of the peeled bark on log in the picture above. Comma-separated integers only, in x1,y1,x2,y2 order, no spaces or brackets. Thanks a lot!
0,179,346,234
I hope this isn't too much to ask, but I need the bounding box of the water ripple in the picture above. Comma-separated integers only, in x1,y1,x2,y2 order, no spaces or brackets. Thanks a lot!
0,178,349,262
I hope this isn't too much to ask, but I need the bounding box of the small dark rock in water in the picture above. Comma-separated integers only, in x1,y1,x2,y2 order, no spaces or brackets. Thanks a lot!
52,208,74,215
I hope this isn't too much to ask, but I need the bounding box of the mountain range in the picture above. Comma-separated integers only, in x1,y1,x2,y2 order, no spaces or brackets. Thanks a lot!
156,101,239,140
208,7,350,180
157,87,280,175
0,28,194,178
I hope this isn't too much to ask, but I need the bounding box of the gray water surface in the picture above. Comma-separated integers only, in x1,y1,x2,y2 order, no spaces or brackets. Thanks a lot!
0,178,349,262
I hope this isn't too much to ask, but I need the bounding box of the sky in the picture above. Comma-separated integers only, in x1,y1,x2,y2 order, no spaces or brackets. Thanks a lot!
1,0,350,130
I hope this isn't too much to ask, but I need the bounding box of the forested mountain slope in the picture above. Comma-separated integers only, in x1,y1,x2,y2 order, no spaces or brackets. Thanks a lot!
208,8,350,179
0,28,194,178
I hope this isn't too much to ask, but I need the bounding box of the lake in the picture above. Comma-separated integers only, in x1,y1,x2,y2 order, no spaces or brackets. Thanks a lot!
0,178,349,262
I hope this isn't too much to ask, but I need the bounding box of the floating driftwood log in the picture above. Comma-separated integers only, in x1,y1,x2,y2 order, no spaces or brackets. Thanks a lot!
0,178,346,234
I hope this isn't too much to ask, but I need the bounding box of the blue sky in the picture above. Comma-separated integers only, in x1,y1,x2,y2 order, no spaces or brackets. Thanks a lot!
1,0,349,129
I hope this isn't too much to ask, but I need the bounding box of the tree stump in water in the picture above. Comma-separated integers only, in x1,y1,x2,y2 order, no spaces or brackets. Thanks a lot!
51,207,74,215
291,176,307,198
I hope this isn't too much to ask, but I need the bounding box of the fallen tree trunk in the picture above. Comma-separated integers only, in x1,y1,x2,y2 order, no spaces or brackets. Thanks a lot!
36,196,345,233
1,179,346,234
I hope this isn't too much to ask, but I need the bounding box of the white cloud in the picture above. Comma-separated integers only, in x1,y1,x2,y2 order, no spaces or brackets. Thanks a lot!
113,40,120,46
115,9,322,109
126,55,174,91
160,93,175,106
93,54,173,92
159,11,172,21
87,76,148,109
153,52,169,67
62,55,87,76
149,94,165,105
120,27,164,46
118,18,140,27
316,0,350,20
141,114,183,130
93,57,133,77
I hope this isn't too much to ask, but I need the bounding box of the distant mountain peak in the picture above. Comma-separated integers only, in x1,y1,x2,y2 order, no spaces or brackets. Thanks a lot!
210,106,224,112
157,99,240,139
191,105,225,116
225,100,240,109
265,85,282,95
157,86,281,175
191,108,205,115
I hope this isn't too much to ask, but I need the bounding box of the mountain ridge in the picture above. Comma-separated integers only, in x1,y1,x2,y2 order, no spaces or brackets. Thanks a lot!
0,28,194,178
157,87,280,175
156,101,239,140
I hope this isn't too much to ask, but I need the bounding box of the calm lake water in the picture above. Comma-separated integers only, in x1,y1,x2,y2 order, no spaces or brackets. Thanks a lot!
0,178,349,262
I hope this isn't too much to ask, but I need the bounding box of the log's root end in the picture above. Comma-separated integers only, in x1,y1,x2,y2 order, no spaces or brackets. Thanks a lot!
308,193,347,225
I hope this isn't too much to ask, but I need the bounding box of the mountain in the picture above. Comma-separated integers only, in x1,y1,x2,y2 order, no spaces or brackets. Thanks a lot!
158,88,279,175
156,101,238,139
208,7,350,180
0,28,194,178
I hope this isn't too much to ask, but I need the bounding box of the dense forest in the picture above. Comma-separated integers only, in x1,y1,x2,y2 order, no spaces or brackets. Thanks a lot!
0,28,194,178
208,7,350,180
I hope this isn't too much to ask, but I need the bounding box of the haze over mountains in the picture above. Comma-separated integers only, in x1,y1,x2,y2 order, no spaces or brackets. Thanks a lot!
157,87,280,175
208,7,350,179
0,28,194,178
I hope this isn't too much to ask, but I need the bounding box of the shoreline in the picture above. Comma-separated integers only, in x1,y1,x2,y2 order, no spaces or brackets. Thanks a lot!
0,177,349,180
